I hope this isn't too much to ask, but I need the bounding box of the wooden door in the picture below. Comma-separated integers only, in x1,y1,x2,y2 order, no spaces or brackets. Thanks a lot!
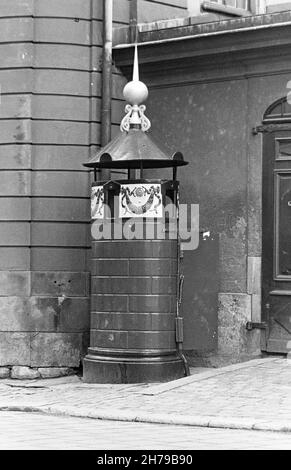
262,127,291,353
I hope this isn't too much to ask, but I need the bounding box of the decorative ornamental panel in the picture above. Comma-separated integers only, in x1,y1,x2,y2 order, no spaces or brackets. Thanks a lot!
119,183,163,218
91,185,104,219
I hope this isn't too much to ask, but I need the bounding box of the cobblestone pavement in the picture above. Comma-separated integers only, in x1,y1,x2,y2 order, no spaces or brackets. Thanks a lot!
0,357,290,433
0,411,290,450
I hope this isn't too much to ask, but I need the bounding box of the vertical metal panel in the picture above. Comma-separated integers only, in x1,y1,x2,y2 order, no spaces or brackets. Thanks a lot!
181,234,219,351
85,232,184,382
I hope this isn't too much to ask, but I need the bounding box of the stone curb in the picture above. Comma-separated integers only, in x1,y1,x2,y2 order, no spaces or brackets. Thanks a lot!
1,404,290,434
143,357,280,395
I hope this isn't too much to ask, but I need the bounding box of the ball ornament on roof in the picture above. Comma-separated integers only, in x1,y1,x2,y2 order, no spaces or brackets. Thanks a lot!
123,80,149,106
120,44,151,132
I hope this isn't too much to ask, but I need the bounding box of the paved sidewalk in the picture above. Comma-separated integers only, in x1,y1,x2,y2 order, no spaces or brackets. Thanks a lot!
0,357,290,433
1,411,291,449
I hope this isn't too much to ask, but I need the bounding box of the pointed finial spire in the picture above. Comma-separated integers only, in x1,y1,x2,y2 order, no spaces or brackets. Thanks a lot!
120,43,151,132
133,43,139,82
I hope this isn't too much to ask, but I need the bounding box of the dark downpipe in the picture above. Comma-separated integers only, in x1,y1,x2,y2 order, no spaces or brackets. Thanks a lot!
129,0,138,42
177,241,190,377
101,0,113,181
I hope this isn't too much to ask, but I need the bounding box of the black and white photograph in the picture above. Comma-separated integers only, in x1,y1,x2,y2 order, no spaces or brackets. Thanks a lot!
0,0,290,454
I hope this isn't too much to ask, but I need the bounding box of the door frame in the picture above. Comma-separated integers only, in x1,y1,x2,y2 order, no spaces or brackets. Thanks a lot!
261,97,291,353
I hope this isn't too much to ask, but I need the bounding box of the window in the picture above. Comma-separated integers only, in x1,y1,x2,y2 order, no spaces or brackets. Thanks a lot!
211,0,249,9
201,0,252,15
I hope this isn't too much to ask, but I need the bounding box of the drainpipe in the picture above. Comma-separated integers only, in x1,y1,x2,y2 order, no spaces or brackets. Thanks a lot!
177,241,190,376
129,0,138,43
101,0,113,181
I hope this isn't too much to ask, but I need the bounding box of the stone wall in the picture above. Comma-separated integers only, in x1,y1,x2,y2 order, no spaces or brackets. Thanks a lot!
0,0,128,377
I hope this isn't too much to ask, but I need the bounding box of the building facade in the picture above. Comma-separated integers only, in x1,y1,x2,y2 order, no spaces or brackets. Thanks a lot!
1,0,291,377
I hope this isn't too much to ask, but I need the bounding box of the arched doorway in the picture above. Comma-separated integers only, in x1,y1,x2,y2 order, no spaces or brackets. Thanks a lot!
262,97,291,353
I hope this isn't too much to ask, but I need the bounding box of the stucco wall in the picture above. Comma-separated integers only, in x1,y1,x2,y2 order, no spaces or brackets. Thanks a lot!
144,61,291,362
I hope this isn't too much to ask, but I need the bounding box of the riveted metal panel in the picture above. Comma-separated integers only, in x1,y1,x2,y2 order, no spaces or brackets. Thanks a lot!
151,276,177,294
91,312,176,331
92,240,178,258
91,259,129,276
129,295,176,313
91,294,128,313
181,234,219,352
129,259,177,276
90,330,175,350
92,277,152,295
85,217,184,382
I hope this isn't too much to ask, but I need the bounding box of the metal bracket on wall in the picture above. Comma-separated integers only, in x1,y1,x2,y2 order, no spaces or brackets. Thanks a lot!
178,274,184,307
252,125,266,135
246,321,268,331
252,124,291,135
175,317,184,343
